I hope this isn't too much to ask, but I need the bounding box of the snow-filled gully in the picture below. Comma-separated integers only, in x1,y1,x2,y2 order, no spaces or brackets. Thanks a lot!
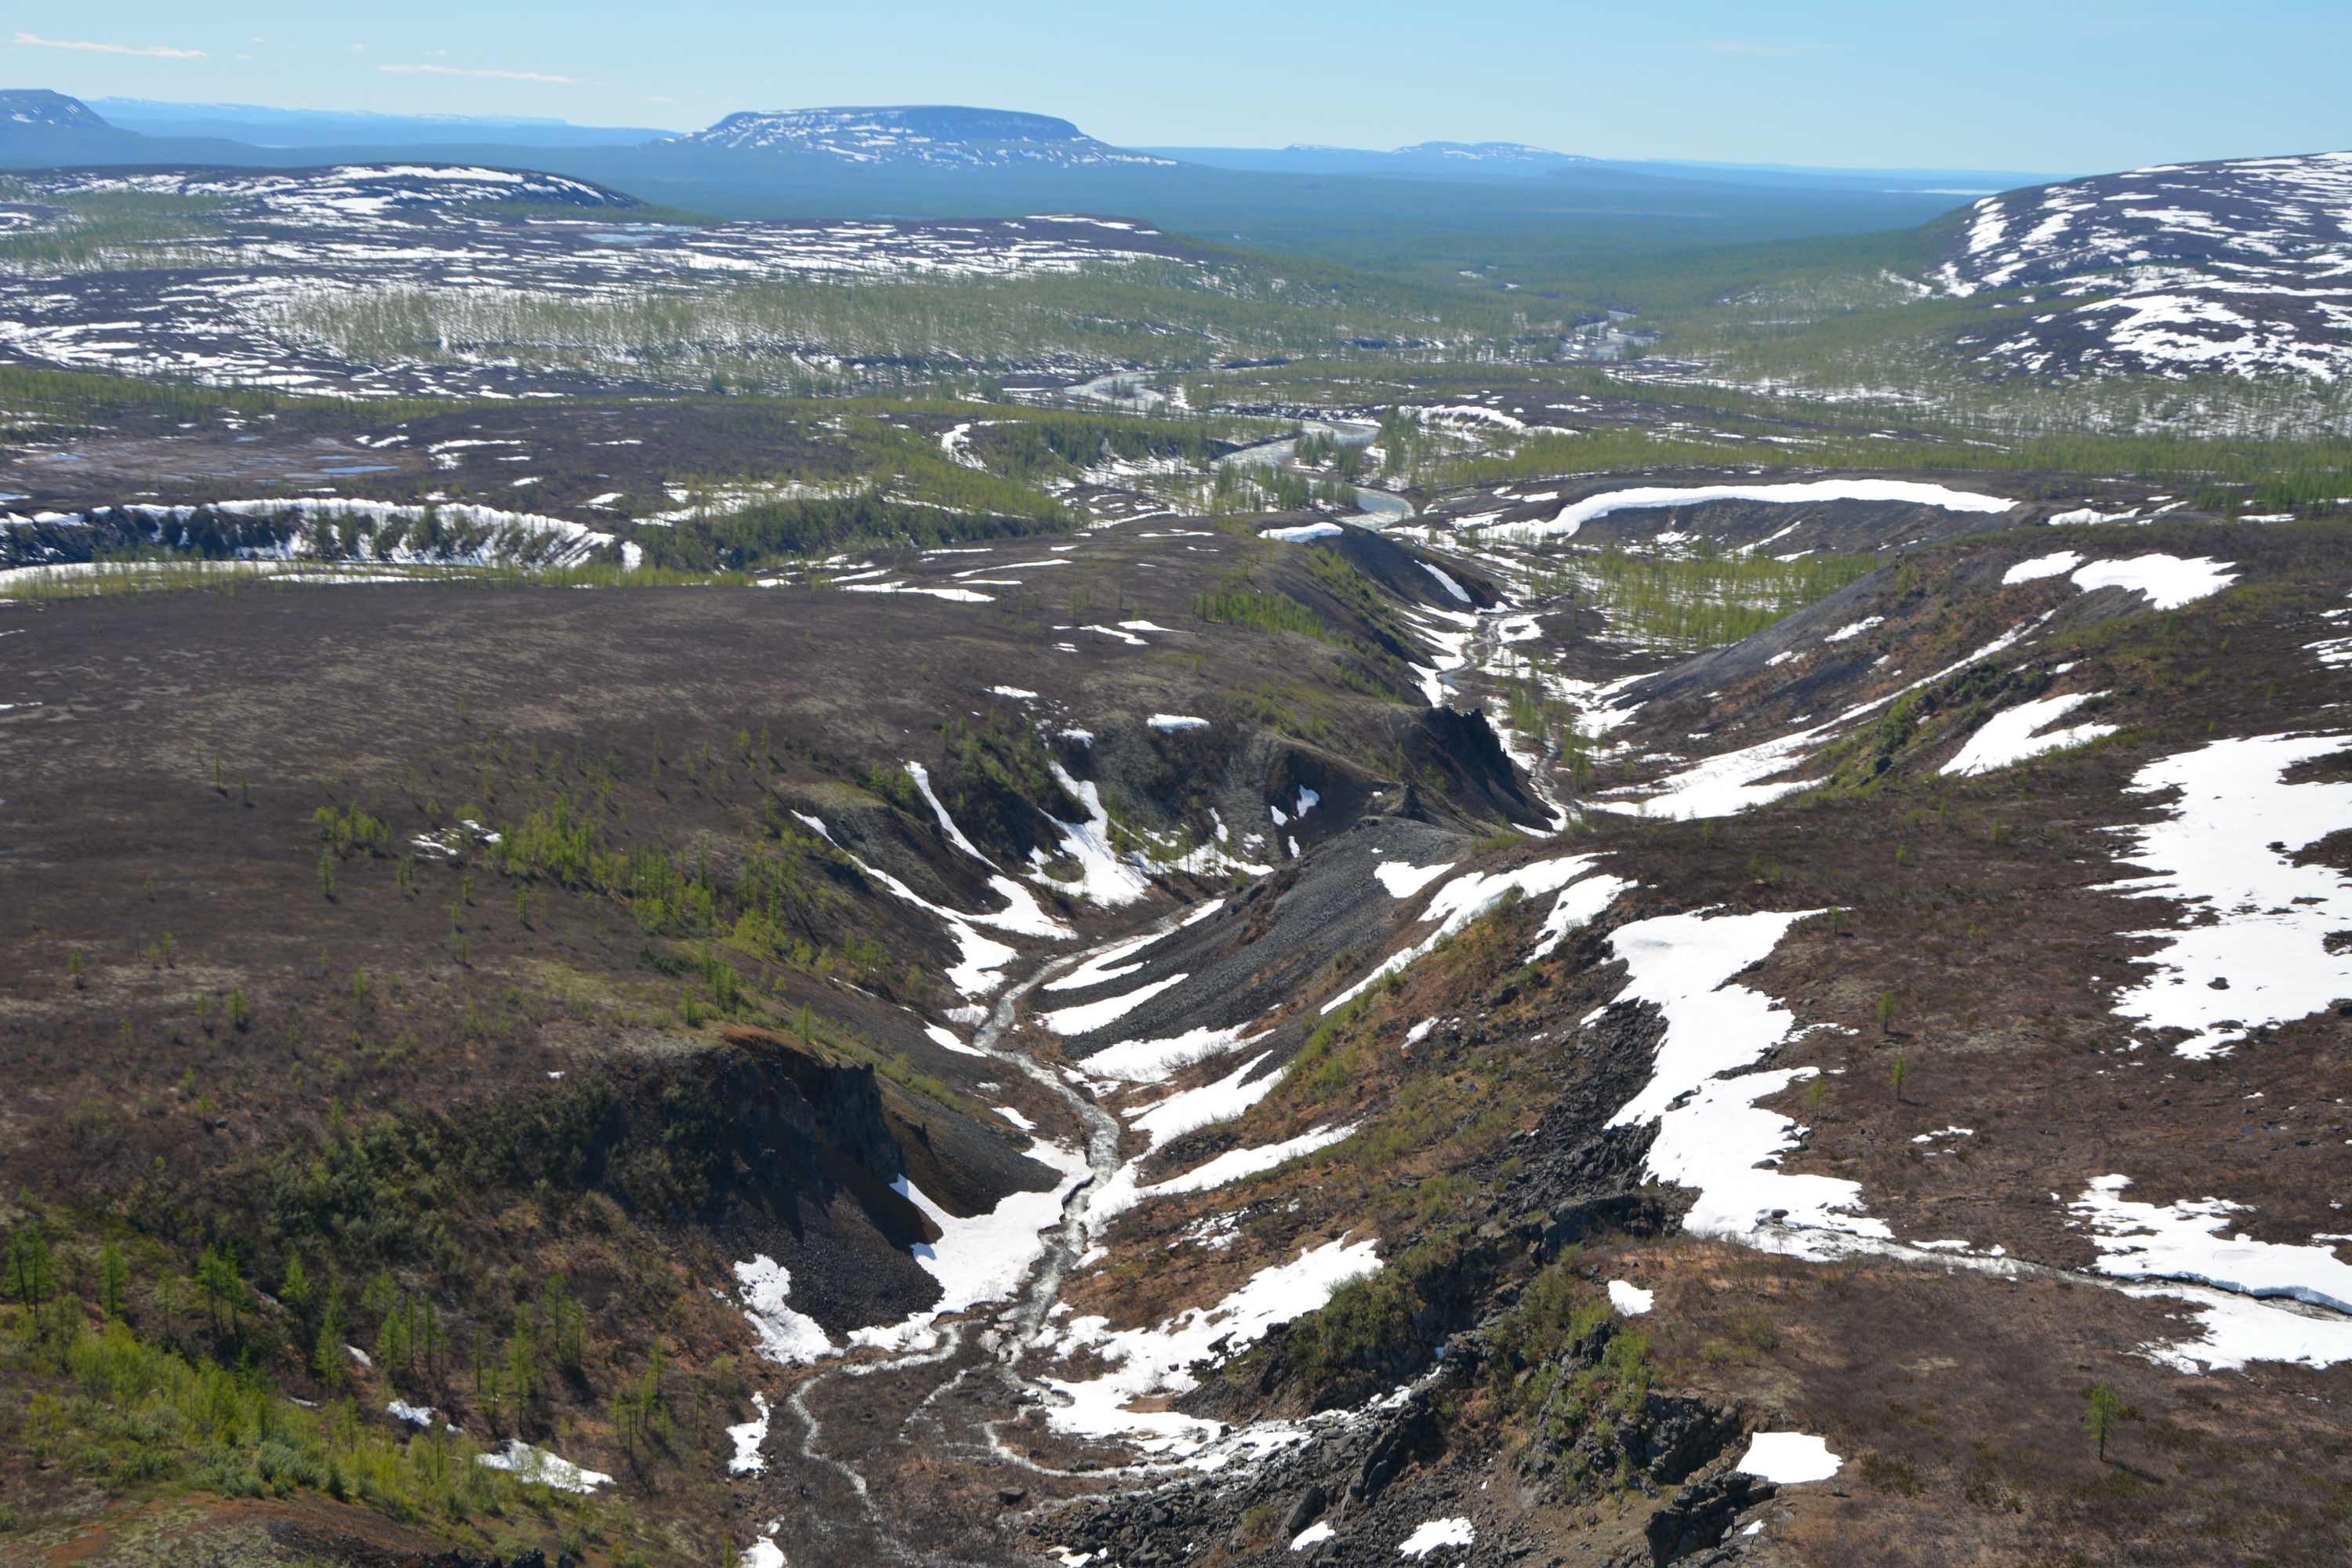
760,904,1232,1555
738,584,1591,1521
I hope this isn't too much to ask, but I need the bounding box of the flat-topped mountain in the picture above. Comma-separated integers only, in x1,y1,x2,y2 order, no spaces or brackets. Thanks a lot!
662,104,1178,168
0,88,111,129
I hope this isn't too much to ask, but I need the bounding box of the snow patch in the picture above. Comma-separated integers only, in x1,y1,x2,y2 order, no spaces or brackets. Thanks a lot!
1373,858,1454,899
1940,691,2116,776
924,1022,987,1058
791,813,1022,994
2074,1174,2352,1313
1737,1432,1842,1483
1038,971,1191,1036
2005,550,2084,583
1606,911,1889,1246
476,1439,614,1493
1130,1054,1276,1149
1506,480,2013,540
1040,1236,1381,1452
1398,1519,1475,1557
2102,733,2352,1058
726,1393,771,1475
1120,1124,1358,1206
1606,1280,1654,1315
734,1257,838,1366
1082,1022,1269,1083
1420,562,1472,603
1324,855,1608,1014
2071,554,2238,610
900,1144,1091,1312
1530,873,1632,960
1039,762,1156,906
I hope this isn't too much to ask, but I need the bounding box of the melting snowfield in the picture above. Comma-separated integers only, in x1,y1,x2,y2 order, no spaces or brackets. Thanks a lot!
2072,1176,2352,1314
1940,690,2116,776
1938,151,2352,381
1037,1236,1383,1453
1597,909,1889,1246
2002,550,2240,610
2102,731,2352,1058
701,582,2352,1507
1504,478,2016,540
0,165,1203,397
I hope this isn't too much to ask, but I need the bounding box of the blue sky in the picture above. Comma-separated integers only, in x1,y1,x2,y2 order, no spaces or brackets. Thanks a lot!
8,2,2346,172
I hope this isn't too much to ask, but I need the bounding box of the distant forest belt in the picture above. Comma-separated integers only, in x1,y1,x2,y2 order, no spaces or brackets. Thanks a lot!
568,158,1967,295
635,495,1071,572
0,362,457,433
1436,425,2352,504
1530,548,1879,649
244,266,1468,378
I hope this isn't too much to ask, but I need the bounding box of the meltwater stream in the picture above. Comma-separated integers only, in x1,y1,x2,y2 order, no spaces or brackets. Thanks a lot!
1214,418,1416,526
768,902,1207,1561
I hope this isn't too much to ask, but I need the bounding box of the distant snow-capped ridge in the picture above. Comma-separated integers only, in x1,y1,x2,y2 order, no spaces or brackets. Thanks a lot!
0,89,114,130
25,162,641,217
1934,149,2352,382
665,105,1178,168
1385,140,1591,164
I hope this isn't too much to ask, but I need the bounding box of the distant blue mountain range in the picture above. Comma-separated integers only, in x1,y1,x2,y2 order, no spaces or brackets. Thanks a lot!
0,91,2018,278
32,96,2067,192
89,97,673,149
1141,142,2068,193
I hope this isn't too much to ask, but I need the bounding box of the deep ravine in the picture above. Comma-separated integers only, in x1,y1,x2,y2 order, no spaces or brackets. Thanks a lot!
760,905,1208,1563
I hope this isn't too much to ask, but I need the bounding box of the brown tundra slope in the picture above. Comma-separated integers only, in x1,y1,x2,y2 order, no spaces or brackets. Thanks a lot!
1,492,2348,1568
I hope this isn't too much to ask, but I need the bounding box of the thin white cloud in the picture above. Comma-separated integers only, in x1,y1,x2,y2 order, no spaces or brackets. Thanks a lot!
13,31,205,59
379,64,578,84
